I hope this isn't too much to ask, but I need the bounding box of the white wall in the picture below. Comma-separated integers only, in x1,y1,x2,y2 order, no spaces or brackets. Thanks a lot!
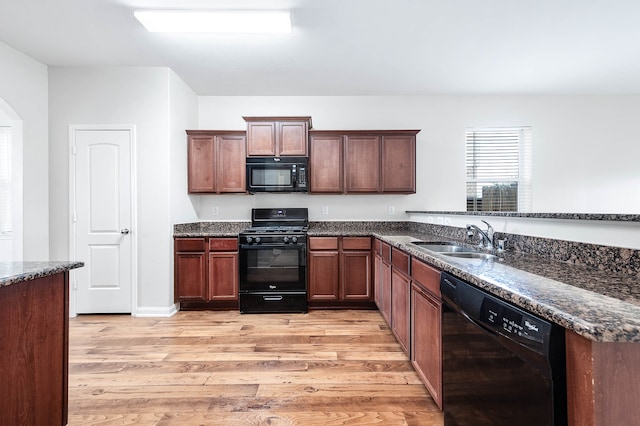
49,67,197,313
0,41,48,260
167,70,199,311
199,95,640,216
198,95,640,248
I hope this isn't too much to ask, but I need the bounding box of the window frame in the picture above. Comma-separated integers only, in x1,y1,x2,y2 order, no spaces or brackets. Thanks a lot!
465,126,532,212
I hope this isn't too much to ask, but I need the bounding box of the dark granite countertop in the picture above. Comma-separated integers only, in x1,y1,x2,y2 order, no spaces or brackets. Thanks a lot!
0,261,85,287
369,231,640,343
174,221,640,342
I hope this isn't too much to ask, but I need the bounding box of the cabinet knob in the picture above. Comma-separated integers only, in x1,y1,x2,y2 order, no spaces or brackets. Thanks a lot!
120,228,130,235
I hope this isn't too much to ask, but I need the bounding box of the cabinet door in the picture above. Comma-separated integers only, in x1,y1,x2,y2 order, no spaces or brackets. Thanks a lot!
381,135,416,193
216,135,246,193
374,254,383,308
380,258,392,325
411,283,442,409
208,252,238,301
278,121,308,156
345,135,380,193
309,135,343,193
175,252,207,301
391,268,410,354
341,250,372,301
247,121,277,156
188,135,216,193
308,250,340,301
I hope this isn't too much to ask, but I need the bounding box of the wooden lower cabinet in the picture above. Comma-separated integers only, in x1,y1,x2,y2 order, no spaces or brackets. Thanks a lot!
308,236,374,308
374,239,392,325
308,237,340,302
175,237,239,309
391,247,411,354
410,258,443,409
0,272,70,425
174,238,207,301
565,330,640,426
208,239,239,301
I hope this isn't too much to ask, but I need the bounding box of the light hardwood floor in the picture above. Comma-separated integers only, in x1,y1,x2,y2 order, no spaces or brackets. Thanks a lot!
68,310,444,425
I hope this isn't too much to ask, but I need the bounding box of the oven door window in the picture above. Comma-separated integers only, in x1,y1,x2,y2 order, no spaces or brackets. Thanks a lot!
240,245,306,291
250,167,292,188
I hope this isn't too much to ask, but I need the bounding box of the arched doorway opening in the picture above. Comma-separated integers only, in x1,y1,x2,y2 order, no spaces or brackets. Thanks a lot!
0,97,23,261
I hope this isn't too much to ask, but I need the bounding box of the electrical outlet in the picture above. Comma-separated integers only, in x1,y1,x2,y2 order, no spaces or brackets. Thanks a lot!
388,205,395,215
212,206,219,215
321,205,329,215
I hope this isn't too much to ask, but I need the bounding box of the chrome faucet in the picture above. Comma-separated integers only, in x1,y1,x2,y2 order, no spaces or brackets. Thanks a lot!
466,220,494,249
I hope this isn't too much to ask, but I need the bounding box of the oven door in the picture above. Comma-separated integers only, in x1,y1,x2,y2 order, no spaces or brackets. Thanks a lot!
239,243,307,292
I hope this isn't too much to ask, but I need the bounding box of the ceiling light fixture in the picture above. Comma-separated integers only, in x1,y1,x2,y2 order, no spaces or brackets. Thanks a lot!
134,10,292,34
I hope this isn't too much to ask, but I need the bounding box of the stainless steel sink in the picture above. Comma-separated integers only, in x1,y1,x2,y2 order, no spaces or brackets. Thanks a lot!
411,241,476,253
442,252,500,261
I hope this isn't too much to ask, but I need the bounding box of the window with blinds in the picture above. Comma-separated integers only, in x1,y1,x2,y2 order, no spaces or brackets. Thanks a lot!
466,127,532,212
0,127,11,236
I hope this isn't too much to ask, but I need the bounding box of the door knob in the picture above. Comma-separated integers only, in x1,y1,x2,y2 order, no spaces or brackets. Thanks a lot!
120,228,130,235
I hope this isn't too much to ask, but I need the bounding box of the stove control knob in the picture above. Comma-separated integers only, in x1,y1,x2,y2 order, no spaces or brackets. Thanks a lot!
255,237,261,244
291,236,298,244
246,236,253,244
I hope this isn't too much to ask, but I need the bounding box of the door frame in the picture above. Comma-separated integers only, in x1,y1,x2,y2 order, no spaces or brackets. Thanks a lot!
68,124,138,317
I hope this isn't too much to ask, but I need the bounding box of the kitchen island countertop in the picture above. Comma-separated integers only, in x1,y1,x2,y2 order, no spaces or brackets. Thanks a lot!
369,230,640,343
0,261,85,287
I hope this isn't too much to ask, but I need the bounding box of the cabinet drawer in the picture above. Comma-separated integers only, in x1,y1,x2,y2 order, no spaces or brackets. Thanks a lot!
411,258,441,296
175,238,206,252
309,237,339,250
392,247,410,275
209,238,238,251
343,237,371,251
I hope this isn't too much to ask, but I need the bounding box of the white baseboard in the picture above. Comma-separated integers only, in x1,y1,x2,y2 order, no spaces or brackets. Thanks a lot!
134,304,179,317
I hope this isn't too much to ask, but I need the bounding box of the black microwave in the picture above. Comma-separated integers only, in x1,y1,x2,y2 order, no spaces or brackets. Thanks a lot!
246,157,308,193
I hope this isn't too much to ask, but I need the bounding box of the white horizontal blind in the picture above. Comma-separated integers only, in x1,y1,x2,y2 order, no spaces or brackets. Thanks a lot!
0,127,11,235
466,127,532,212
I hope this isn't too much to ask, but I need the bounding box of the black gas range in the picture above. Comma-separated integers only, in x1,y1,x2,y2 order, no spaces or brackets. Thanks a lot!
238,208,308,314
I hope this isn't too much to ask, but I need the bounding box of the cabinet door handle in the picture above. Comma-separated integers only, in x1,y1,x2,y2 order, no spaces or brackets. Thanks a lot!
120,229,130,235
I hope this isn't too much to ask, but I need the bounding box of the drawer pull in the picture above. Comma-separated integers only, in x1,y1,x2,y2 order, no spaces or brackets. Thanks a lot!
264,296,283,301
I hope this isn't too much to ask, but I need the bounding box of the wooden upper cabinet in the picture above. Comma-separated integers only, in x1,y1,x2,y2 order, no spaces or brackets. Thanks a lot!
345,135,381,193
186,130,246,194
309,133,343,193
188,134,216,192
382,134,416,193
313,130,418,194
216,134,246,193
244,116,312,157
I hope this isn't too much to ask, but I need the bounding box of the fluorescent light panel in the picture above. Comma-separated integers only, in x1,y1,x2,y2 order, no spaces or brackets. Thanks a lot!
134,10,291,34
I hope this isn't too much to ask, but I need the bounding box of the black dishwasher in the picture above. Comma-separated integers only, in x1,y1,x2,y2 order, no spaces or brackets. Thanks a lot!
440,272,566,426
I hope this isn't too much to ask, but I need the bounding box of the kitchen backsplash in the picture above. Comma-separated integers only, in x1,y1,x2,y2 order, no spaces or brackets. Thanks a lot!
406,221,640,277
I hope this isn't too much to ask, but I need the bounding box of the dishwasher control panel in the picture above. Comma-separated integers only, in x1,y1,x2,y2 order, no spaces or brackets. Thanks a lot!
480,297,548,348
440,272,554,355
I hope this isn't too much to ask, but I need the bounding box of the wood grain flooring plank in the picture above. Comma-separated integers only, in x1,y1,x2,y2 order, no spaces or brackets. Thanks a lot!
68,310,443,426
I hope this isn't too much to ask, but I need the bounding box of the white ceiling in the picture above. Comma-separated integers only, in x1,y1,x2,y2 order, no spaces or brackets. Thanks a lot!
2,0,640,96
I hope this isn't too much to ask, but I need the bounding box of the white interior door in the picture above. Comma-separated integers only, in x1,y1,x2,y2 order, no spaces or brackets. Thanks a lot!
72,128,133,313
